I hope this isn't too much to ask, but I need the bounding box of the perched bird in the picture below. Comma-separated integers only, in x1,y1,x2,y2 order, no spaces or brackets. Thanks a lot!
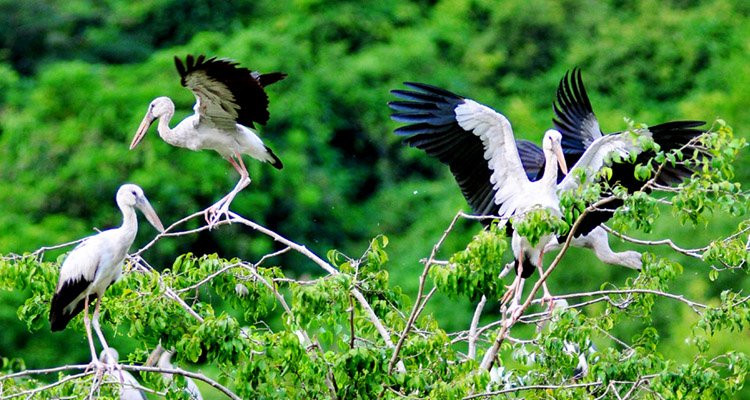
49,184,164,364
100,348,147,400
390,76,705,316
129,54,285,227
147,345,202,399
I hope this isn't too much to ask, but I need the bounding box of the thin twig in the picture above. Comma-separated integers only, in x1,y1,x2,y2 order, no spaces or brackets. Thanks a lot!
388,210,465,373
479,196,617,371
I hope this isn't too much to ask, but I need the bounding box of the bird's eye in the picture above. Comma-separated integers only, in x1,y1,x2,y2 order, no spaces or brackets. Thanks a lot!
131,191,138,196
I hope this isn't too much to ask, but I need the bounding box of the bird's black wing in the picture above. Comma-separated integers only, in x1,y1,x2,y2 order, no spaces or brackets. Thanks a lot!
552,69,706,238
553,68,603,155
390,83,499,217
391,83,547,233
516,139,547,182
175,54,286,128
49,277,94,331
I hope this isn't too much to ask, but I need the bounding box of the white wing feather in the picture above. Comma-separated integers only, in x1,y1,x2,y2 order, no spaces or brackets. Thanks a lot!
56,236,101,288
558,130,649,192
454,100,533,218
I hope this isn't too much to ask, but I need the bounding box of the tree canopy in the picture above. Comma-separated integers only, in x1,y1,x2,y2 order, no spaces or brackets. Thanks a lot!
1,1,749,399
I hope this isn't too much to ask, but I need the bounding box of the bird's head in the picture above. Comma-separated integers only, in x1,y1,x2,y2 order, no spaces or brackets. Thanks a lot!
116,184,166,232
542,129,568,175
99,348,119,364
129,97,174,150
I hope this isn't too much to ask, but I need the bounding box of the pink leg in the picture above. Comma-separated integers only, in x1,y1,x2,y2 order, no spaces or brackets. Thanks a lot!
83,296,98,363
205,154,252,229
537,252,554,311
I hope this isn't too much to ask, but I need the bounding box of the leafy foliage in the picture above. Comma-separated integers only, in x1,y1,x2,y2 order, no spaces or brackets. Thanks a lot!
1,0,750,399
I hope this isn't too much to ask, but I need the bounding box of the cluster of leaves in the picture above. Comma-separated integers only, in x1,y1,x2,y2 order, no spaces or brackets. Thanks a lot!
431,222,508,300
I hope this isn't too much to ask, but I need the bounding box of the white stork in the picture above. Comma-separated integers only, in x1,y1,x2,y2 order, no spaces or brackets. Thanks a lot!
100,348,147,400
49,184,164,365
146,345,202,399
129,54,285,227
390,74,705,315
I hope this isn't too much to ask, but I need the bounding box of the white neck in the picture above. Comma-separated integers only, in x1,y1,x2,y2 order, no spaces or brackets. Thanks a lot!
156,110,181,146
540,147,561,187
118,202,139,241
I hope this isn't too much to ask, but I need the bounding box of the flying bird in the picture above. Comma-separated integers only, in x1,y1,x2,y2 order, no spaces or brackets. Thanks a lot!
129,54,285,227
390,76,705,315
49,184,164,364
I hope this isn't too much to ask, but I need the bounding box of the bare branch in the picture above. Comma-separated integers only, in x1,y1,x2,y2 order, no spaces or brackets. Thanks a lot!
468,295,487,360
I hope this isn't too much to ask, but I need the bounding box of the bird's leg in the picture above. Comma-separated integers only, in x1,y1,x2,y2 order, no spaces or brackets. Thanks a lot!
206,154,252,229
82,296,106,376
537,252,555,312
83,296,99,364
501,255,525,321
504,277,525,325
91,296,124,382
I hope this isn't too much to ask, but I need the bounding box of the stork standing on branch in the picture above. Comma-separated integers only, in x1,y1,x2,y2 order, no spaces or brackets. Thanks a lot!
390,73,705,317
49,184,164,367
129,55,285,228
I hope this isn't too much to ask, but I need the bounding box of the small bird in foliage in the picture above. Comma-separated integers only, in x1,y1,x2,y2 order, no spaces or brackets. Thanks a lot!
129,54,286,228
49,184,164,365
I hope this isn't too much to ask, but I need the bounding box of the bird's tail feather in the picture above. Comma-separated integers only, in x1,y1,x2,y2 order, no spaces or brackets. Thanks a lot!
264,145,284,170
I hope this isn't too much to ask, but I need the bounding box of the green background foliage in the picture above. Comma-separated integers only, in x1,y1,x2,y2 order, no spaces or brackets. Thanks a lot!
0,0,749,398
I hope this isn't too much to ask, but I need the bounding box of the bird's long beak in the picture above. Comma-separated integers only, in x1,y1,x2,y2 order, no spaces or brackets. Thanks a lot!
130,111,155,150
136,196,165,232
554,141,568,175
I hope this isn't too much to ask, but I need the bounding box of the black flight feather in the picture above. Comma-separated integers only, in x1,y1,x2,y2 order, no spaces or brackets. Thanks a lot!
174,55,286,129
49,277,94,331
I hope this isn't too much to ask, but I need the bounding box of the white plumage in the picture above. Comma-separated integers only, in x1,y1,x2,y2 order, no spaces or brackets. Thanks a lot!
391,76,704,315
129,55,285,227
49,184,164,364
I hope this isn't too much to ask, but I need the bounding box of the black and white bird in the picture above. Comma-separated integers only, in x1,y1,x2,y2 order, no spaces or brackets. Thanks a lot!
129,55,285,227
49,184,164,364
531,69,705,268
390,74,705,315
100,348,147,400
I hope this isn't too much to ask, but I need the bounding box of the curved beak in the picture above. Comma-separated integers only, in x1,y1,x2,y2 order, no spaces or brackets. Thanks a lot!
136,195,165,232
554,141,569,175
130,111,155,150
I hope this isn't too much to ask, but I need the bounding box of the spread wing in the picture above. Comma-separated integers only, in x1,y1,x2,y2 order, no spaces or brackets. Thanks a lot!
553,68,602,155
551,69,706,237
390,82,532,220
174,55,286,130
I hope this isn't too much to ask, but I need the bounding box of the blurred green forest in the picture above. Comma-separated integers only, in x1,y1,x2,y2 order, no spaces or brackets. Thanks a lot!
0,0,748,397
